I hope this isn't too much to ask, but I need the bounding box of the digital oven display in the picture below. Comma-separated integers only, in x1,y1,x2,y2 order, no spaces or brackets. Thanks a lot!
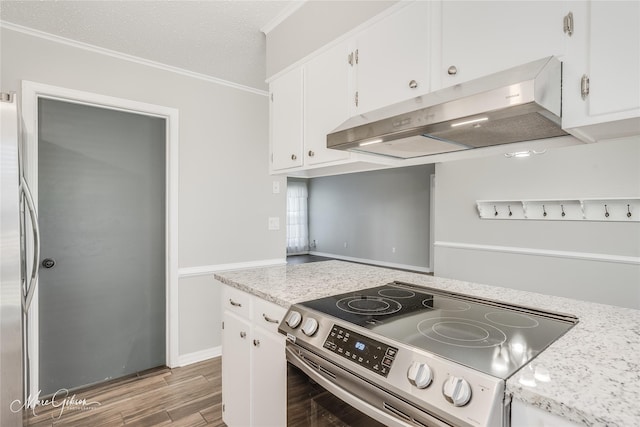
323,325,398,377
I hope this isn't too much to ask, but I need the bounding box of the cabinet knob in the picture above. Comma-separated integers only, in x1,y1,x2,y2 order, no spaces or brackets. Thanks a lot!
240,331,247,339
409,80,418,89
447,65,458,76
253,339,260,347
291,154,297,161
308,150,315,157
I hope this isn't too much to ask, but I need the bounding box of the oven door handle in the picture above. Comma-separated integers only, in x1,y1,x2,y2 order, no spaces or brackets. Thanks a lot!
286,346,450,427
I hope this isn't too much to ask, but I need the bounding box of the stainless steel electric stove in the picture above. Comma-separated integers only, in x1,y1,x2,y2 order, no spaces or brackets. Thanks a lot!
279,281,577,427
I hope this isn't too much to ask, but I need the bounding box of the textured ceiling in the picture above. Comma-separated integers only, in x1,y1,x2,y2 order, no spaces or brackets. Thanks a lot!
0,0,293,91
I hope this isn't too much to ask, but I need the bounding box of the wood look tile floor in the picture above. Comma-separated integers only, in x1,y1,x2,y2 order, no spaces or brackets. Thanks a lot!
23,357,226,427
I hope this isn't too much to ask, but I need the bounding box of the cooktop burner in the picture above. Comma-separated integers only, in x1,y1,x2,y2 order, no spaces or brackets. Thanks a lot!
336,296,402,315
299,281,578,379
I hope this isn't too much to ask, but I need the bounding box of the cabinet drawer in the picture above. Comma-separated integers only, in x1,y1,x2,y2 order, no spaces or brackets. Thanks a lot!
252,297,287,335
222,285,251,319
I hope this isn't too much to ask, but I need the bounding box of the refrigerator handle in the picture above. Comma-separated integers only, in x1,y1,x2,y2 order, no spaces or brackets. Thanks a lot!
21,176,40,313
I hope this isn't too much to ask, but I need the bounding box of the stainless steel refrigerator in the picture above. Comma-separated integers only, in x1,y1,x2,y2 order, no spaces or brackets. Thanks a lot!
1,92,39,427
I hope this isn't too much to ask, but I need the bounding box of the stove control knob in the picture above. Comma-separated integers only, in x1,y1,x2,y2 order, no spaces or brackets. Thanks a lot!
407,362,432,389
285,311,302,329
442,376,472,407
301,317,319,336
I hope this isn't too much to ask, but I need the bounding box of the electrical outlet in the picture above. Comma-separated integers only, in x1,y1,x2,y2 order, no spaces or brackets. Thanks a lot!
392,247,396,253
272,181,280,194
268,217,280,230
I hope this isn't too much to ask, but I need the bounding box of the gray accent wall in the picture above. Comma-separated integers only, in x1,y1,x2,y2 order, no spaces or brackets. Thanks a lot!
434,136,640,309
266,1,398,78
308,164,434,271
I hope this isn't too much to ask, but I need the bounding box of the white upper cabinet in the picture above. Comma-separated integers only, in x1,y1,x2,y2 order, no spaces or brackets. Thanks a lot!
353,1,431,115
270,67,304,171
304,41,351,166
562,1,640,140
437,1,566,89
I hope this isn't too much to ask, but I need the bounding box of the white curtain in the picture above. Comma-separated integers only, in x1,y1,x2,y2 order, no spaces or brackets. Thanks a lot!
286,180,309,254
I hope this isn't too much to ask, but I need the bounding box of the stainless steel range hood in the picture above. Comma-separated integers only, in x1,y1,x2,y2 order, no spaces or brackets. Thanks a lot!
327,56,567,159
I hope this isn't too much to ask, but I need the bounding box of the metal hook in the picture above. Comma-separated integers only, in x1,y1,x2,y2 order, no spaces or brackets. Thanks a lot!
494,205,498,217
508,205,513,217
561,204,566,217
542,204,547,217
628,204,632,218
604,204,609,218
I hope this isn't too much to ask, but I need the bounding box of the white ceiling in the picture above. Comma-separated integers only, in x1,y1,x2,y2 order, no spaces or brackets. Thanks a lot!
0,1,295,91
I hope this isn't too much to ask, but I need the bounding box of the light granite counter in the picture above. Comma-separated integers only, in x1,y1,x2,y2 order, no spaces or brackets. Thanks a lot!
214,260,640,427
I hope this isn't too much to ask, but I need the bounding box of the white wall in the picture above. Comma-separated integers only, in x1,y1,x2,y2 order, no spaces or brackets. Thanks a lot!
0,27,287,361
434,137,640,309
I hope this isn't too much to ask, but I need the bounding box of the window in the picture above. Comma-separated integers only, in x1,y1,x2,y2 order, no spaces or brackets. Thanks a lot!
286,180,309,254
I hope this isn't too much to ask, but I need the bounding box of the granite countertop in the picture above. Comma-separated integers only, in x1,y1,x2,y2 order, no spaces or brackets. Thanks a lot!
214,260,640,427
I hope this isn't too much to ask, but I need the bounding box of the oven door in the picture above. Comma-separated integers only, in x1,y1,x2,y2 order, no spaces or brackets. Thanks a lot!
286,343,453,427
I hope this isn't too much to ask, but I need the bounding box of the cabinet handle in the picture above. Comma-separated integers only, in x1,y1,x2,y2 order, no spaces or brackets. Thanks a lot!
563,12,574,36
229,298,242,307
291,154,297,160
308,150,315,157
581,74,590,100
240,331,247,339
262,313,280,324
447,65,458,76
409,80,418,89
253,339,260,347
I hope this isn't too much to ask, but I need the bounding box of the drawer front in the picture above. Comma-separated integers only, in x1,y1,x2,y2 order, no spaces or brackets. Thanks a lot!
222,285,251,319
252,297,287,335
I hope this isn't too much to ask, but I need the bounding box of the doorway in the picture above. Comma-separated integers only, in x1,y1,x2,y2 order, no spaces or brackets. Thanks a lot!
21,81,179,398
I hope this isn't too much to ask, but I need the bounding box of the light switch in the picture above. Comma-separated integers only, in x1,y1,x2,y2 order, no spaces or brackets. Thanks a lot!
272,181,280,194
268,217,280,230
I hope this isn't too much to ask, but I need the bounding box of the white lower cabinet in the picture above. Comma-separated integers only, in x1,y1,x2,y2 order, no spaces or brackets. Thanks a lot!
511,399,582,427
221,285,287,427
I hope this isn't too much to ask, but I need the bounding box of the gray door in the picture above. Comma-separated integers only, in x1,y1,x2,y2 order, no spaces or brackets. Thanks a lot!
37,98,166,395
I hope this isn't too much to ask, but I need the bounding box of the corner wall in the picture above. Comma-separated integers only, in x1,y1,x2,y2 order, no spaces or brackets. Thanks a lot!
434,137,640,309
266,0,397,78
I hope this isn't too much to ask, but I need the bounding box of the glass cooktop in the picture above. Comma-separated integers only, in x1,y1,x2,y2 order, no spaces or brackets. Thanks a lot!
300,281,578,379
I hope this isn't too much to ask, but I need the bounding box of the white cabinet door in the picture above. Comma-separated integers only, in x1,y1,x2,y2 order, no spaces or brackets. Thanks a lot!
221,310,251,427
588,1,640,116
304,41,351,166
562,1,640,138
439,1,566,89
251,326,287,427
354,1,431,114
271,67,304,171
511,400,582,427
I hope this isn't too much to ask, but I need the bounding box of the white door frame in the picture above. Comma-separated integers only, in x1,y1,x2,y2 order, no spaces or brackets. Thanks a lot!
21,81,179,399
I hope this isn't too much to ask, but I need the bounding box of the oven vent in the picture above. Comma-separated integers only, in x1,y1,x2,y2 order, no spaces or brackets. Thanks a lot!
383,402,412,422
383,402,453,427
300,354,320,370
318,366,337,380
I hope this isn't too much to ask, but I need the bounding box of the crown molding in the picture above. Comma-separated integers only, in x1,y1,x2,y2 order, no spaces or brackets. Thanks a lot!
0,21,269,97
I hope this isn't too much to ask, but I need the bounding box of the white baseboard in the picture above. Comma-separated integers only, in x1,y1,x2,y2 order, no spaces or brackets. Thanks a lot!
177,346,221,367
308,251,431,273
435,241,640,265
178,258,286,278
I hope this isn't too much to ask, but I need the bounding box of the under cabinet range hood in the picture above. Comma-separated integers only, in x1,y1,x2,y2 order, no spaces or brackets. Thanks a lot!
327,56,568,159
